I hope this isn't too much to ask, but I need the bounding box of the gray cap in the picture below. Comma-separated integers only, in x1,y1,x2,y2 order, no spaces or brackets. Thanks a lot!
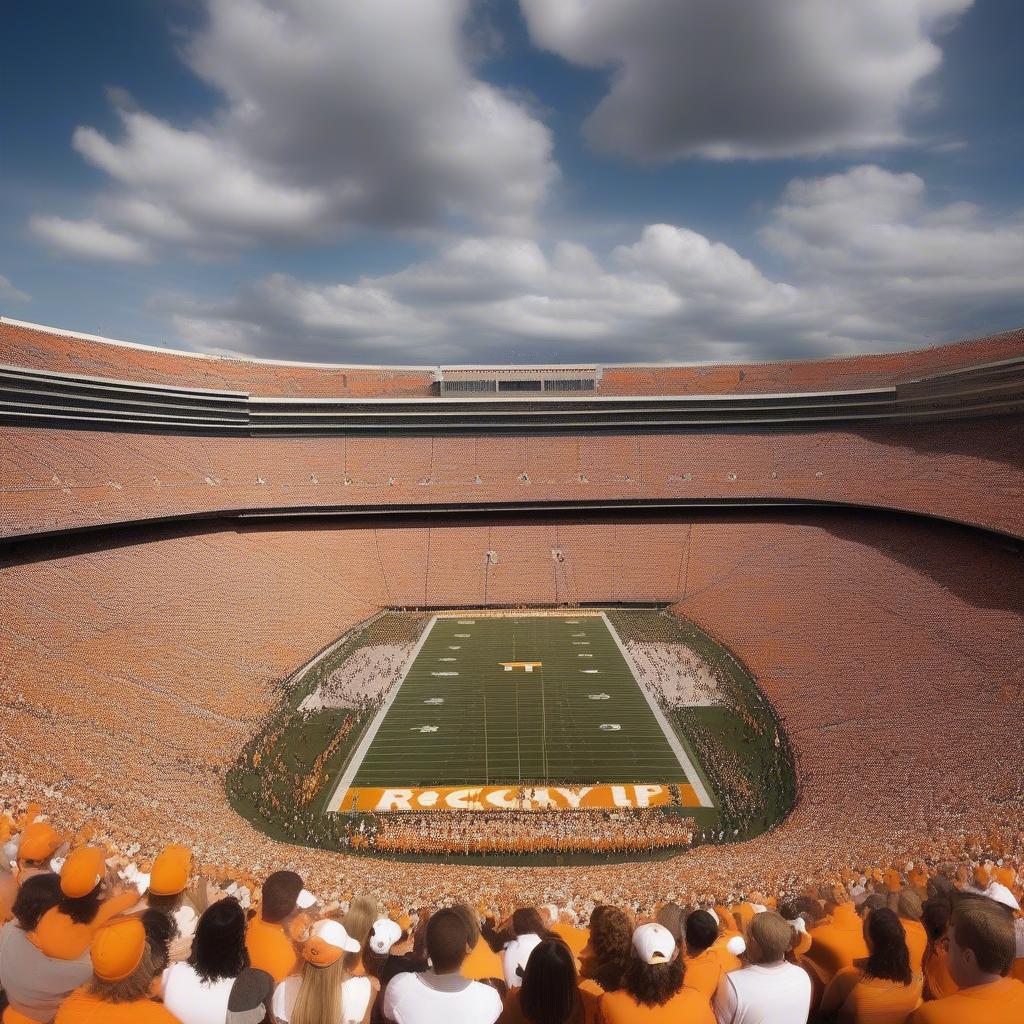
226,968,274,1024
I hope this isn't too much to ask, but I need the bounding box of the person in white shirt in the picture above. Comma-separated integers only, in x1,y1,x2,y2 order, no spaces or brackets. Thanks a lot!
382,908,502,1024
713,911,811,1024
502,907,552,989
273,918,377,1024
162,897,250,1024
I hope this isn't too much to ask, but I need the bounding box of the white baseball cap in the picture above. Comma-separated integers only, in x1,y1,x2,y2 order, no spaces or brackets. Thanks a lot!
369,917,403,955
302,919,360,966
632,923,675,965
296,889,317,910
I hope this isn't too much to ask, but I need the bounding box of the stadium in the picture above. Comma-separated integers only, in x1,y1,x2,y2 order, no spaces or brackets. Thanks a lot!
2,314,1022,907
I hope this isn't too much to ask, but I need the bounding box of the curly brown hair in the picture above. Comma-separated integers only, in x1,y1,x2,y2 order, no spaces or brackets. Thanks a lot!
622,956,684,1008
581,905,632,993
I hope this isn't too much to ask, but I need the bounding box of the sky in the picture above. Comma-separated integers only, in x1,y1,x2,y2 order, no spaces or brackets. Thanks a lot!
2,0,1023,366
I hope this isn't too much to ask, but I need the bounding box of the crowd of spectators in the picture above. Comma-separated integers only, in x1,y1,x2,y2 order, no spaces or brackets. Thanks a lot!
2,808,1022,1022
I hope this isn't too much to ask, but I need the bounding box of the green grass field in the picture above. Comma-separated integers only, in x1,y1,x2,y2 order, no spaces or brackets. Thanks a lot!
328,613,708,801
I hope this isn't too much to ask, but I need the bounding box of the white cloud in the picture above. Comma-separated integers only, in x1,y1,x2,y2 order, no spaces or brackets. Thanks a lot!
29,216,151,263
520,0,973,159
0,274,31,304
34,0,555,258
170,166,1024,363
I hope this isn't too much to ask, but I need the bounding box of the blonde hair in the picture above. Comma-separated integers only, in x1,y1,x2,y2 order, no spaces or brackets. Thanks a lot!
291,957,346,1024
343,896,380,971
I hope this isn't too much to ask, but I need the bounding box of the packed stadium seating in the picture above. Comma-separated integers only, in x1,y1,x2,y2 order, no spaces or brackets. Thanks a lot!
2,320,1023,1022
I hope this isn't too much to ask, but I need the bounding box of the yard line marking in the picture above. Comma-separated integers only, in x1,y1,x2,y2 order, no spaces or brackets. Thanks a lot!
431,671,459,676
581,669,600,674
454,633,471,638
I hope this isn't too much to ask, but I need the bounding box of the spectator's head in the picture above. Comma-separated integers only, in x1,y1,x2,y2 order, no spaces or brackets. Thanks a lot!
580,905,632,992
292,920,361,1024
512,907,550,939
362,916,405,978
141,907,174,974
655,903,684,945
425,908,469,973
745,912,794,966
260,871,311,924
189,897,250,983
898,889,923,922
922,897,951,944
863,908,912,985
226,968,275,1024
16,821,63,877
58,847,106,924
147,844,191,913
87,917,159,1004
683,910,719,956
858,893,887,917
519,939,578,1024
623,923,683,1008
946,897,1015,988
342,895,380,969
11,871,61,931
452,903,482,948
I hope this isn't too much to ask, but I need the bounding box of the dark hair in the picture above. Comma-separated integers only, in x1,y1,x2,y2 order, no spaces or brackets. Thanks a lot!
583,906,632,992
59,885,103,925
864,908,912,985
512,908,553,940
519,939,579,1024
142,908,174,973
951,898,1015,975
260,871,303,924
922,898,951,943
684,910,718,954
146,891,183,914
189,897,249,982
426,908,469,973
12,872,62,931
623,956,684,1008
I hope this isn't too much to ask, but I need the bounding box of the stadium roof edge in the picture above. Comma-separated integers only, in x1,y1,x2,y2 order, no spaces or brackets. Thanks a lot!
4,315,1021,373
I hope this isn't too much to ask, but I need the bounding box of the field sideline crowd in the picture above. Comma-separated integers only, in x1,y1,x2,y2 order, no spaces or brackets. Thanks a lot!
2,804,1023,1023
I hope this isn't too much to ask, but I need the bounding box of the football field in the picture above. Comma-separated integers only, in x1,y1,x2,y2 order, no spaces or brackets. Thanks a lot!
326,612,712,813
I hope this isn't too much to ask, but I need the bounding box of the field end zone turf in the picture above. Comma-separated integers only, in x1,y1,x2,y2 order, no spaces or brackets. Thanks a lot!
326,612,713,813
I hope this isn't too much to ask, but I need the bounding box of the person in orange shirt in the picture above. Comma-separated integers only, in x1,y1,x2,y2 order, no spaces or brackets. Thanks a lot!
245,870,316,984
597,923,714,1024
818,907,923,1022
32,847,140,961
2,821,64,925
579,906,631,1001
908,897,1024,1023
920,899,958,1001
896,890,928,976
681,910,741,1003
54,917,178,1023
454,904,504,983
807,888,870,982
500,938,596,1024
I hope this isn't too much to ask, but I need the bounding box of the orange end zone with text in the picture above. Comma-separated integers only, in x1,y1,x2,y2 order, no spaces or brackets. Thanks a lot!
337,783,701,813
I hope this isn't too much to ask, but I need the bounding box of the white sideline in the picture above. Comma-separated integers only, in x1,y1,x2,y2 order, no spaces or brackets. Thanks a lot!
325,616,438,812
600,612,714,808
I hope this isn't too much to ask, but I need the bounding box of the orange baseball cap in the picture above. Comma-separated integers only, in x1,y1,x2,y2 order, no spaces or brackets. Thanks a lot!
61,846,105,898
18,821,63,862
92,917,146,982
302,919,360,967
149,844,191,896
